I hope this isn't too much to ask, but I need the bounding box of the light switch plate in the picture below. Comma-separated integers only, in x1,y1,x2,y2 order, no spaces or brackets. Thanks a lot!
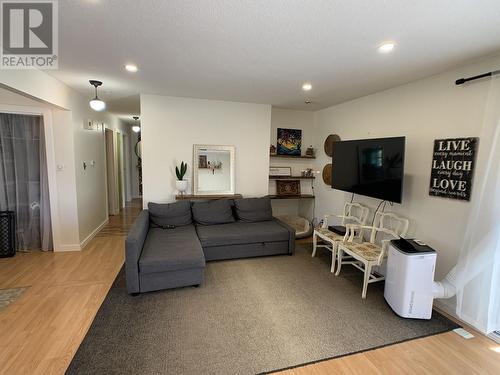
84,119,93,130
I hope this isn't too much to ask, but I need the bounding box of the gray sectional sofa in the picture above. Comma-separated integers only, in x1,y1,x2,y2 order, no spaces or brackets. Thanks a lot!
125,197,295,294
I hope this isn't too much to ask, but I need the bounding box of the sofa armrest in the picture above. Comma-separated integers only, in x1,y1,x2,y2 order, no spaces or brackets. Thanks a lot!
273,217,296,254
125,209,149,294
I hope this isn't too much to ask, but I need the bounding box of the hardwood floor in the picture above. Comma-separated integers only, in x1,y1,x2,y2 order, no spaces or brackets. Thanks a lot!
0,200,141,375
0,201,499,375
276,324,500,375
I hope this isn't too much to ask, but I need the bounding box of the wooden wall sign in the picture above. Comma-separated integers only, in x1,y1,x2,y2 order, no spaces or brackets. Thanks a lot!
429,137,478,201
276,180,301,196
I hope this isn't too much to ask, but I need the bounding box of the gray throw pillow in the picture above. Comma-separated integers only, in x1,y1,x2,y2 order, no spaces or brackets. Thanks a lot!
148,201,192,227
234,197,273,222
192,199,235,225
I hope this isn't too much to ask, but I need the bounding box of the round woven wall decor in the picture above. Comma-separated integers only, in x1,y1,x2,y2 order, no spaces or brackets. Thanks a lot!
322,163,332,185
324,134,341,157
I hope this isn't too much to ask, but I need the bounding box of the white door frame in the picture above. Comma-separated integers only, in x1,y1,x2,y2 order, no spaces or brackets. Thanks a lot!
105,128,119,215
122,132,132,203
0,104,62,251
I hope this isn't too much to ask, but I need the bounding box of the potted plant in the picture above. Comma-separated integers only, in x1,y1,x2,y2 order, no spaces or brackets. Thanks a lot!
175,161,188,195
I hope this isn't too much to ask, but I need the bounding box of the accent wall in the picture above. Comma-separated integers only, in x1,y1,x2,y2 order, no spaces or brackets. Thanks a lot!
140,95,271,205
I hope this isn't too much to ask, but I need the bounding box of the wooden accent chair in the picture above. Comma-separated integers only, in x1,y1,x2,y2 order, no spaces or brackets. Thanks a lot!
312,203,369,272
335,211,409,298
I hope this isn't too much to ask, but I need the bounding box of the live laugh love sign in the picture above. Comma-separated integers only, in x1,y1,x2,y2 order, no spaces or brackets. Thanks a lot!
429,137,478,201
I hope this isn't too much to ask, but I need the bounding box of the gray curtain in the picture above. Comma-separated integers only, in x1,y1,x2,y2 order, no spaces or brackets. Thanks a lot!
0,113,52,251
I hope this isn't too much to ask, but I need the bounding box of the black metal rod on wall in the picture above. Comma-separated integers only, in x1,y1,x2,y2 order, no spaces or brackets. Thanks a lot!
455,69,500,85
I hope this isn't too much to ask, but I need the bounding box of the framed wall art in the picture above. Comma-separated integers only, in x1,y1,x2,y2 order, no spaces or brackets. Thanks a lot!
277,128,302,156
429,137,478,201
269,166,292,176
276,180,301,196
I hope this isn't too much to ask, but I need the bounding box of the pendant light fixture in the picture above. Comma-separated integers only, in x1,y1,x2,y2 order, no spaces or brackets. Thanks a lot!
89,80,106,112
132,116,141,133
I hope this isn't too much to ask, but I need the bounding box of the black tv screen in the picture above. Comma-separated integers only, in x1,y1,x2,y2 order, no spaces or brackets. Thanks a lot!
332,137,405,203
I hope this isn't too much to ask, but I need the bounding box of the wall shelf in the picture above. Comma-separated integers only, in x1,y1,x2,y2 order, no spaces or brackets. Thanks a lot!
269,176,315,180
268,194,315,200
270,154,315,159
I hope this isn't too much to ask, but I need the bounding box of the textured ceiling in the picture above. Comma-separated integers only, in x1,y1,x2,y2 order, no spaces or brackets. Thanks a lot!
49,0,500,117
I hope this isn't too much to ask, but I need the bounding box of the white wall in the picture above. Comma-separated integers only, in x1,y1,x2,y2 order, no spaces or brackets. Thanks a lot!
312,54,500,280
269,108,315,218
0,70,128,249
141,95,271,205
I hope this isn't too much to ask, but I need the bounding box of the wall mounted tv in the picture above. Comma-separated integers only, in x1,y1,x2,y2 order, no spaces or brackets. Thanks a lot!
332,136,405,203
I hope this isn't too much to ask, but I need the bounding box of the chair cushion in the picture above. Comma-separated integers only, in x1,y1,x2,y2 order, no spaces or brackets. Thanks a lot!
196,220,289,247
148,200,192,227
315,227,344,242
341,242,382,261
234,197,272,222
191,199,235,225
139,225,205,274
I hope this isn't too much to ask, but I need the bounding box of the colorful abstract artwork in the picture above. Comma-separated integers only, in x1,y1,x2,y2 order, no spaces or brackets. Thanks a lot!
277,128,302,156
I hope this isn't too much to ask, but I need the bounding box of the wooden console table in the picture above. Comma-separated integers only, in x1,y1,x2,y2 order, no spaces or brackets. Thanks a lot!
175,194,243,200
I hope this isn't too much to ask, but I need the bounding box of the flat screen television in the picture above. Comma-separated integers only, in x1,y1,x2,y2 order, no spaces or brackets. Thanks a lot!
332,136,405,203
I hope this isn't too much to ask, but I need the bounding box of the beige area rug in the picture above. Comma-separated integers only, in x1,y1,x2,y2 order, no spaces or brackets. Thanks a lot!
68,244,458,375
0,287,27,311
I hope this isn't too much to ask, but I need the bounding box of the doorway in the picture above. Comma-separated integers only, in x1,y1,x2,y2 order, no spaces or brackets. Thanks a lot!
105,129,127,216
0,113,52,251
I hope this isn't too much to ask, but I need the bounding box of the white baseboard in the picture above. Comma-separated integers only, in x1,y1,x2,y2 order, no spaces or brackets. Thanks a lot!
488,331,500,344
79,218,109,250
54,243,81,252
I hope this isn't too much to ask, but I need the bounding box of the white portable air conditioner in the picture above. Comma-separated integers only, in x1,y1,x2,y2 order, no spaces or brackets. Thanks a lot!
384,239,437,319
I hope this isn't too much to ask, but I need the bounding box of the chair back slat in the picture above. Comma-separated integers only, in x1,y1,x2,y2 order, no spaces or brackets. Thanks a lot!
369,211,409,244
342,202,369,226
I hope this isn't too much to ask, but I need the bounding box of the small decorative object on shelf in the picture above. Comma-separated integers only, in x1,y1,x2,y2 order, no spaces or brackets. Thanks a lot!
301,168,314,177
276,180,301,196
269,166,292,176
306,146,315,157
175,161,188,196
270,144,277,155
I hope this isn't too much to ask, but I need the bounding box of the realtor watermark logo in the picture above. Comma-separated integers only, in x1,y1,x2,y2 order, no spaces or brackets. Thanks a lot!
1,0,58,69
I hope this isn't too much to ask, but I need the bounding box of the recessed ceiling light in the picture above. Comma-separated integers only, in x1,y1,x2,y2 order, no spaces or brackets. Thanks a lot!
302,83,312,91
125,64,138,72
378,42,396,53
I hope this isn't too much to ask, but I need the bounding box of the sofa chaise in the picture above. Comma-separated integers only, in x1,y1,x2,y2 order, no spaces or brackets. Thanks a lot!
125,197,295,294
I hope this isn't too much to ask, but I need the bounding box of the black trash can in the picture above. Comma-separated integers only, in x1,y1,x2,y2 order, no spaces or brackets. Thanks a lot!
0,211,15,257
